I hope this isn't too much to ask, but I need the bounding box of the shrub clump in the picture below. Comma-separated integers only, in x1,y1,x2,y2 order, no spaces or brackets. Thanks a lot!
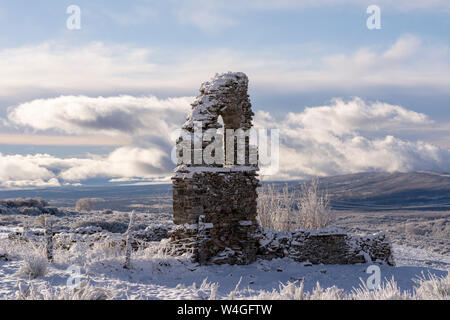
17,253,48,279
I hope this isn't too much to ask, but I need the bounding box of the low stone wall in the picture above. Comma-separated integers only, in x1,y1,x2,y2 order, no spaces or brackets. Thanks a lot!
258,227,395,265
167,226,395,266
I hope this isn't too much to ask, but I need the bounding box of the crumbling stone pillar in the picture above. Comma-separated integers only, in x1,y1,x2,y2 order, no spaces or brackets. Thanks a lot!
170,72,260,265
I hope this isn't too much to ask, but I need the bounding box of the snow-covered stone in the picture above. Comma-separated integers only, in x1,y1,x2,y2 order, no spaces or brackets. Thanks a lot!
257,228,395,265
170,72,260,265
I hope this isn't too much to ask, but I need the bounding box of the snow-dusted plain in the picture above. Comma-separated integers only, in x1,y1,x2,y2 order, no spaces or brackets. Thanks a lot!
0,208,450,299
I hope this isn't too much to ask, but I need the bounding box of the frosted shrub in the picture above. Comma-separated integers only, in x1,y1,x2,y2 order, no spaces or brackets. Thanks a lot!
18,252,48,279
246,274,450,300
185,278,220,300
309,283,345,300
257,179,333,231
296,179,333,229
227,277,243,300
257,184,294,231
17,281,113,300
251,281,306,300
250,281,344,300
414,272,450,300
351,277,412,300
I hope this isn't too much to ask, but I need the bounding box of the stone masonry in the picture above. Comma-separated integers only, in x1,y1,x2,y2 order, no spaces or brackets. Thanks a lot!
170,72,260,264
169,72,394,266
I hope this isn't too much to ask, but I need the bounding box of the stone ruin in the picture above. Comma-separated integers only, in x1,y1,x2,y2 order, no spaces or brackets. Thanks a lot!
170,72,260,265
168,72,394,266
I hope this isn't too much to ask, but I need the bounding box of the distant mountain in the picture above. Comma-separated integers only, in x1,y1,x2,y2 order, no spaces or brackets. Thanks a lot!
0,171,449,212
312,172,450,211
317,171,450,198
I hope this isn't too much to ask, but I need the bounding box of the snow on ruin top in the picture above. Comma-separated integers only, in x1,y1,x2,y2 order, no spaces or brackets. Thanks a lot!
199,72,248,94
182,71,253,131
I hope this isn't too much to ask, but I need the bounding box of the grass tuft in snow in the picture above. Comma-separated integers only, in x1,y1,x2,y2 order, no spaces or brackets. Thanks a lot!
16,280,113,300
413,272,450,300
17,246,49,279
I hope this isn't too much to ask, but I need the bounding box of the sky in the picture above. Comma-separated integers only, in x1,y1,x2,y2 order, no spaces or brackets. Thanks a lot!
0,0,449,189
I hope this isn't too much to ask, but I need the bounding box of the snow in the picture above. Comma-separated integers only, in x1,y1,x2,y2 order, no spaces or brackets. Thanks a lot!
0,226,20,239
200,72,247,93
0,222,448,300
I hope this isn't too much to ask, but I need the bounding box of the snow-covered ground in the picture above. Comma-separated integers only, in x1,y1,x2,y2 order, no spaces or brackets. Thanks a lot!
0,227,448,300
0,205,448,300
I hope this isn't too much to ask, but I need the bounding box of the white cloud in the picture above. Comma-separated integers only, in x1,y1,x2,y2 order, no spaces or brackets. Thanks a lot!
284,97,431,136
0,134,130,146
58,146,171,181
2,178,61,190
7,95,193,136
2,95,450,188
277,35,450,94
0,153,57,188
0,42,159,99
255,98,450,180
0,145,172,190
0,35,448,103
1,94,192,189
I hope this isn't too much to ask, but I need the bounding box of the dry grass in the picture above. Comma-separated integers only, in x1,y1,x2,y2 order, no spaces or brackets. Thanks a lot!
257,179,333,231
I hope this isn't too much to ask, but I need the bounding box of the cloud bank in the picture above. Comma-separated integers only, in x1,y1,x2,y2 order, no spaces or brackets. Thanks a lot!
7,95,193,136
0,35,448,102
257,98,449,180
1,95,449,189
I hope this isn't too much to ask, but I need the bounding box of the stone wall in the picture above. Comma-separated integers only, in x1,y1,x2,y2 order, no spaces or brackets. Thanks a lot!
171,168,260,264
171,72,260,265
258,228,395,265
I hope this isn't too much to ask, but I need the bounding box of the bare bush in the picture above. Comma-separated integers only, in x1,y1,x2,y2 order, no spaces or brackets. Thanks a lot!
75,198,96,212
0,198,48,208
257,179,333,231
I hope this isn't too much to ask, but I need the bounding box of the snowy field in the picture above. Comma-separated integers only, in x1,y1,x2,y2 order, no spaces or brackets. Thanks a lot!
0,206,448,300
